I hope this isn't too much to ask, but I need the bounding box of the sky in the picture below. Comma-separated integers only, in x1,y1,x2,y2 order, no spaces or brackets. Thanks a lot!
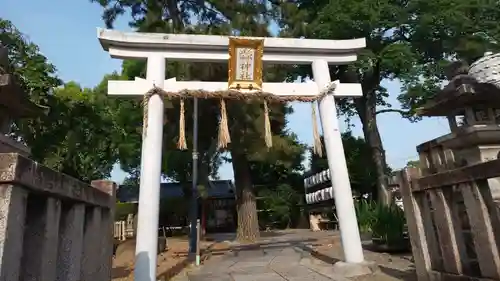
1,0,451,183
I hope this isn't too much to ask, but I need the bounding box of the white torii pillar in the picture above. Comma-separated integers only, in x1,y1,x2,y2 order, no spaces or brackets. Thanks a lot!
313,59,364,263
98,28,366,281
133,54,165,280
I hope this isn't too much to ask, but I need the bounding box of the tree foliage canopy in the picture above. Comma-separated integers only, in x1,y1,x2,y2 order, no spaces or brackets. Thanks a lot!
275,0,500,204
1,19,118,181
310,132,384,196
91,0,304,240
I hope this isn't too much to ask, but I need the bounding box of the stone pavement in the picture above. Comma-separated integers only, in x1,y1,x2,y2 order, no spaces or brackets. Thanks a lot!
176,231,349,281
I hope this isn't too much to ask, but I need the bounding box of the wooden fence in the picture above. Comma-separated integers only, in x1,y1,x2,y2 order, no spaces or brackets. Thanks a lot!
114,221,126,241
395,159,500,281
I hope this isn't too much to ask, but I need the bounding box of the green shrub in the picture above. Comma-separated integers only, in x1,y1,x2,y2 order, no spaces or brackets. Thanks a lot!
115,202,137,221
258,184,301,229
371,203,406,245
354,200,407,246
354,199,377,234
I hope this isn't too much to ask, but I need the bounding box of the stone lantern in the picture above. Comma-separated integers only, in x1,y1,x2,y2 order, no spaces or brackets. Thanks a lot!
416,58,500,200
0,46,45,156
469,52,500,87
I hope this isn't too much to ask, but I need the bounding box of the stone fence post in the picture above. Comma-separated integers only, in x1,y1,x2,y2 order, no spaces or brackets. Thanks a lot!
0,153,117,281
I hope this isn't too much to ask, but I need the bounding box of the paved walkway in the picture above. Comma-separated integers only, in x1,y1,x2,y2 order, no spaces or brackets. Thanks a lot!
179,231,347,281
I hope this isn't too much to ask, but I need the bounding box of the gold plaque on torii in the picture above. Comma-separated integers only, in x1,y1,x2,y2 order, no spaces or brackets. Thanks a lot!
228,37,264,91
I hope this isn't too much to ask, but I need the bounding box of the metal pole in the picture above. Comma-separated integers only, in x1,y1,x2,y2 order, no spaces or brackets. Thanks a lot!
189,97,199,254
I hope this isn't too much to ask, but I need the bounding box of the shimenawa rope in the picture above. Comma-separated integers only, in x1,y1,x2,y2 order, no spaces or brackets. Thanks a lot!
217,99,231,149
263,101,272,148
177,99,187,150
141,82,337,154
311,101,323,157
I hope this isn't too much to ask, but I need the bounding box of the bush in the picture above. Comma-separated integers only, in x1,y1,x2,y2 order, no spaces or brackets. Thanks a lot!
115,202,137,221
258,184,301,229
371,203,406,246
354,199,377,234
354,200,407,246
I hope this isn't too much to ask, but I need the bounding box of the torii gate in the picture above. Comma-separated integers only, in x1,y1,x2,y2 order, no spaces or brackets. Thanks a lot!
98,28,367,280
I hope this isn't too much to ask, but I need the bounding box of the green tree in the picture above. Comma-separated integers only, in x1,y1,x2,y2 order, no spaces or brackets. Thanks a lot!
1,19,117,181
278,0,411,205
122,175,140,186
396,1,500,115
110,61,224,200
248,132,306,186
406,160,420,169
42,81,118,180
310,132,382,196
249,132,306,229
258,184,302,228
277,0,500,205
91,0,293,241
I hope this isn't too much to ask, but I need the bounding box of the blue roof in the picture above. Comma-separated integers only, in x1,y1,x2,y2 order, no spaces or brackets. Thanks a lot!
116,180,235,203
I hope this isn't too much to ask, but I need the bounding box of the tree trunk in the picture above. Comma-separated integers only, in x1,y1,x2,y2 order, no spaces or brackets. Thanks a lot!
356,97,391,206
340,63,390,205
231,152,260,242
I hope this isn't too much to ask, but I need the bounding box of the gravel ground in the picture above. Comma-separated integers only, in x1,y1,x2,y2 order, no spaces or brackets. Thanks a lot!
112,231,418,281
112,238,228,281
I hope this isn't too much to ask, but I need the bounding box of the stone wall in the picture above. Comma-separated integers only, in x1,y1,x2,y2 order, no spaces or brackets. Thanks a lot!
0,153,116,281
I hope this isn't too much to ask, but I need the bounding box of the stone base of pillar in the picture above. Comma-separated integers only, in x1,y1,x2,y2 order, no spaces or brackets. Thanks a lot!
331,261,379,278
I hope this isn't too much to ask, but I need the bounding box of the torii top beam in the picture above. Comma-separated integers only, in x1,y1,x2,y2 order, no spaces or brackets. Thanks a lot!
97,28,366,64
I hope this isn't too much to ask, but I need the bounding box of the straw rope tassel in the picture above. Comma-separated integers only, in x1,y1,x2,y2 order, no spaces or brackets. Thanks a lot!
311,101,323,157
263,100,273,148
142,94,150,137
217,99,231,149
177,99,187,150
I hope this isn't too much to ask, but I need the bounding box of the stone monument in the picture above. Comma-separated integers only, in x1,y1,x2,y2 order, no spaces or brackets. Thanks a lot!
416,58,500,200
0,46,43,156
